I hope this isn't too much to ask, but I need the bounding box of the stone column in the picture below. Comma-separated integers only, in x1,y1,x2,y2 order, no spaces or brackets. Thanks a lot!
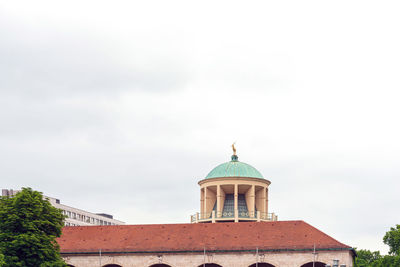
200,188,204,216
262,187,267,213
249,185,255,217
234,184,238,222
266,187,269,215
204,187,208,219
217,185,221,218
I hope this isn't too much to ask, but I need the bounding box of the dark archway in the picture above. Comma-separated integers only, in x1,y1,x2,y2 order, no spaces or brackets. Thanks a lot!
66,265,75,267
197,264,223,267
300,262,327,267
103,265,122,267
150,264,172,267
249,263,275,267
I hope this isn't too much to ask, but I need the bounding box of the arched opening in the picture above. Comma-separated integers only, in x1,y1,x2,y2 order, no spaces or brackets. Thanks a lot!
248,263,276,267
197,264,223,267
103,265,122,267
300,262,326,267
150,265,172,267
67,265,75,267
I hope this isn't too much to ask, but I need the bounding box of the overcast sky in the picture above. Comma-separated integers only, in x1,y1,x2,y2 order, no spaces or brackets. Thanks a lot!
1,0,400,254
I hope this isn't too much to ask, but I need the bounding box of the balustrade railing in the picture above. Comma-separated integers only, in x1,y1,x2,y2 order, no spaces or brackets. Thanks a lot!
191,211,277,223
190,212,213,223
260,212,278,221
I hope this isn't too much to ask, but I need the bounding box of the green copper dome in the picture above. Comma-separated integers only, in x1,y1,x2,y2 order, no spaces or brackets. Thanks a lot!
205,155,264,179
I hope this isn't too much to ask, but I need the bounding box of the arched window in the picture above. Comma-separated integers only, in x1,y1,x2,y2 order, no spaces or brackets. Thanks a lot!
197,264,223,267
102,265,123,267
300,262,327,267
248,263,276,267
149,265,172,267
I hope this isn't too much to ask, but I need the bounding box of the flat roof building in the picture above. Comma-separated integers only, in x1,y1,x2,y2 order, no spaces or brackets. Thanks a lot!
1,189,124,226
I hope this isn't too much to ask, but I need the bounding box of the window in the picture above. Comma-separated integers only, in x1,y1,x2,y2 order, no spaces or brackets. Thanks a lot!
333,260,339,267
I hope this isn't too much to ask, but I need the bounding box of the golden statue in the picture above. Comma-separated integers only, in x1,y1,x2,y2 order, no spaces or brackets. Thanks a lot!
232,143,237,155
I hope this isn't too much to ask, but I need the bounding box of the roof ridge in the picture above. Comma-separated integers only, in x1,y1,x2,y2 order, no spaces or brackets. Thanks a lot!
65,220,309,229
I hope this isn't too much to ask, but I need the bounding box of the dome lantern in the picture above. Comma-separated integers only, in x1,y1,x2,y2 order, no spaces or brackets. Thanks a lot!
191,147,278,223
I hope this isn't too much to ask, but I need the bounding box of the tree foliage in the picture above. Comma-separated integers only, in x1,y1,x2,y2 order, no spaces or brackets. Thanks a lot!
356,224,400,267
0,253,5,267
383,224,400,256
355,249,381,266
0,188,66,267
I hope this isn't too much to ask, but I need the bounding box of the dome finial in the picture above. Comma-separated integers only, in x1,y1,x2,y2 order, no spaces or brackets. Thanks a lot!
231,142,238,161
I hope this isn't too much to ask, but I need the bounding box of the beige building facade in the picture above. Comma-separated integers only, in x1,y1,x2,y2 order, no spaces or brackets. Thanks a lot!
60,221,354,267
58,150,355,267
63,250,354,267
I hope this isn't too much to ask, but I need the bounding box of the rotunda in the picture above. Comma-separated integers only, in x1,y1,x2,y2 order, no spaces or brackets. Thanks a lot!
191,146,278,223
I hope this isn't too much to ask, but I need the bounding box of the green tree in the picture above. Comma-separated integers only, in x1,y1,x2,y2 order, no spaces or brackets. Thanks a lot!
0,253,5,266
0,188,66,267
355,224,400,267
355,249,381,267
383,224,400,256
369,254,400,267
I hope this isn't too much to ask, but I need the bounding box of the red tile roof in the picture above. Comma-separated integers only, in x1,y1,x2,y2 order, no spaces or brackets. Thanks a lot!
58,221,352,254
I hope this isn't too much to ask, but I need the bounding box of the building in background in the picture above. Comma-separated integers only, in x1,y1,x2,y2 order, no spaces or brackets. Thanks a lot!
1,189,124,226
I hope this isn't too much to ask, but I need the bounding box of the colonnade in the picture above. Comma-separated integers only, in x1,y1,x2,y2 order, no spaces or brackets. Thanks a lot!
198,177,272,222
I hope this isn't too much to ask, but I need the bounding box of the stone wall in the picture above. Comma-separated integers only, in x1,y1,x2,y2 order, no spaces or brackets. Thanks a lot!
63,250,354,267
